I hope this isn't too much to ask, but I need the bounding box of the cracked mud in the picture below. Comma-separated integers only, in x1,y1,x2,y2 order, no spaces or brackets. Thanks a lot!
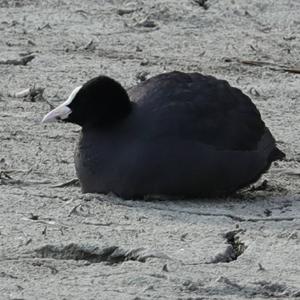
34,243,169,264
0,0,299,299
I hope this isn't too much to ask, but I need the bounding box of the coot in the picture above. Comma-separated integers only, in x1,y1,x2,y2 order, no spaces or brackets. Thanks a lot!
42,71,284,198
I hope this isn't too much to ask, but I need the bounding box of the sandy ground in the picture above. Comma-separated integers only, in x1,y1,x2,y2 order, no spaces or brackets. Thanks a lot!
0,0,299,299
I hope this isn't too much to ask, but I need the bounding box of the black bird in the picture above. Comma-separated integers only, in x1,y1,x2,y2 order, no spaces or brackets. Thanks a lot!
42,71,284,199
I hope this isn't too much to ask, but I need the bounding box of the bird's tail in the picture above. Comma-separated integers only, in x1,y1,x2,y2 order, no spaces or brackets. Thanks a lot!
257,127,286,163
268,147,285,162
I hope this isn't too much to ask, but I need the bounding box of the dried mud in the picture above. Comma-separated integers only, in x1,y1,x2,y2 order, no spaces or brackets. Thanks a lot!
0,0,299,299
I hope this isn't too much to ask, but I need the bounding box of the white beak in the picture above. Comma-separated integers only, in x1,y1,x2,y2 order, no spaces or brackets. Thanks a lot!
41,86,82,123
41,105,72,123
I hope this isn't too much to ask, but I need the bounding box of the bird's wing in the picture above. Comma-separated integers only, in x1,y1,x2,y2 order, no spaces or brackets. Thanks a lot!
128,72,265,151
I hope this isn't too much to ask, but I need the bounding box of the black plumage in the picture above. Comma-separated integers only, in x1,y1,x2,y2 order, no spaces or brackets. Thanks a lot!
43,71,285,198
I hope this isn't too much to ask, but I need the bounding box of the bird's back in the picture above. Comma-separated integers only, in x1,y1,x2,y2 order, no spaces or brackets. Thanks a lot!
128,71,265,151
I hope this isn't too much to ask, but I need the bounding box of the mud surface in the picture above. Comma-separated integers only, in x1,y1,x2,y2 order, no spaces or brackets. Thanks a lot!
0,0,299,299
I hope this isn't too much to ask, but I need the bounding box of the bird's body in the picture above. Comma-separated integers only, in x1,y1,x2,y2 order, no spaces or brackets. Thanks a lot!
43,71,284,198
